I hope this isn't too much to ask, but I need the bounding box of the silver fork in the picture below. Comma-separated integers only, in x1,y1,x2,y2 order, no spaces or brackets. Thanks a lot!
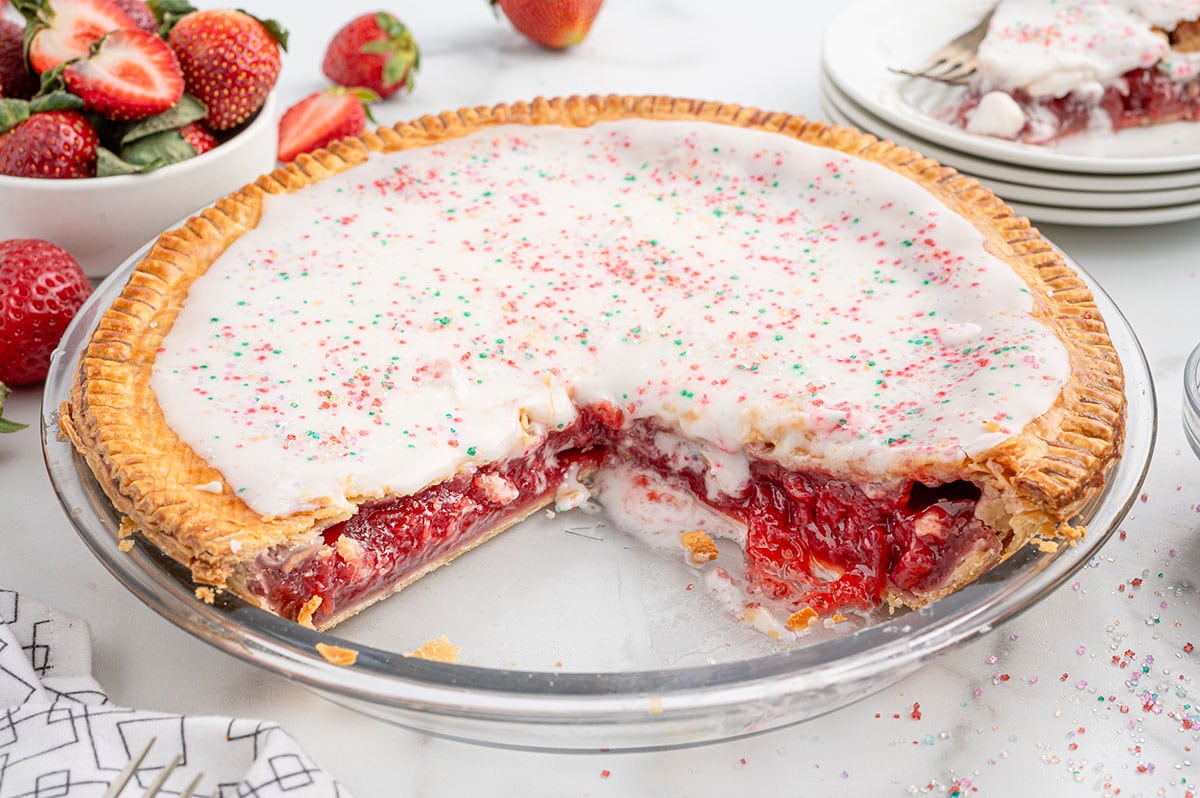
102,737,204,798
892,6,995,85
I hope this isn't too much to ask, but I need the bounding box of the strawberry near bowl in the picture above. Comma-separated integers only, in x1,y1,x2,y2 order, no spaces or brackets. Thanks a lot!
0,91,278,280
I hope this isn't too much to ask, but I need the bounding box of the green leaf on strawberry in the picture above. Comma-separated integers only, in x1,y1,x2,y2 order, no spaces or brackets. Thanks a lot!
0,92,84,135
0,99,32,134
95,95,216,175
256,17,289,51
361,14,420,91
145,0,192,25
96,145,145,175
120,126,197,166
119,93,205,145
95,129,192,175
30,90,87,113
0,382,28,434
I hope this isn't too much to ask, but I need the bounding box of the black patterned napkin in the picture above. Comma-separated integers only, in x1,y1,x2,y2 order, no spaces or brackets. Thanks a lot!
0,588,351,796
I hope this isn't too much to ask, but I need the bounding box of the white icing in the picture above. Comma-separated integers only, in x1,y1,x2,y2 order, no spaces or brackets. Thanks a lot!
698,442,752,501
151,120,1070,517
590,463,749,551
554,463,592,513
1160,47,1200,79
978,0,1200,98
965,91,1028,139
1129,0,1200,28
649,429,752,501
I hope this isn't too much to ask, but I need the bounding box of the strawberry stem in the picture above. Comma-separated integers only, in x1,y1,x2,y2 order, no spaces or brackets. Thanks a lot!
146,0,197,32
359,13,419,92
0,383,28,434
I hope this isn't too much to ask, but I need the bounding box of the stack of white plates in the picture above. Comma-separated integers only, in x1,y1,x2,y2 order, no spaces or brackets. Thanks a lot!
820,0,1200,226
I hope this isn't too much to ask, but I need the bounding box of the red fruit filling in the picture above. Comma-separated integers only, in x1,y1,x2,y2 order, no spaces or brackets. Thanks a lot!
245,404,1001,628
957,66,1200,143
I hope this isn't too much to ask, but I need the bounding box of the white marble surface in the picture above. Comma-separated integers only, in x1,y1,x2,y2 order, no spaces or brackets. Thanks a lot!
4,1,1200,795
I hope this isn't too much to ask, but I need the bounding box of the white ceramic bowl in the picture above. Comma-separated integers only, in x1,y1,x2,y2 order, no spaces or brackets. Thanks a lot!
0,93,278,279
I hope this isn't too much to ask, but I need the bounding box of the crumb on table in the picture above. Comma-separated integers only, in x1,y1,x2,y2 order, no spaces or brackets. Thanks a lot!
405,635,462,663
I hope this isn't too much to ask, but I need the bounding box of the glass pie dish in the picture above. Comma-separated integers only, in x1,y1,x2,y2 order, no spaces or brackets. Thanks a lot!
41,243,1156,752
1186,342,1200,461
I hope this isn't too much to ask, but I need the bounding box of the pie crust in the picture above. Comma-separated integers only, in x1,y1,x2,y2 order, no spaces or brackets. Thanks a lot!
60,95,1127,630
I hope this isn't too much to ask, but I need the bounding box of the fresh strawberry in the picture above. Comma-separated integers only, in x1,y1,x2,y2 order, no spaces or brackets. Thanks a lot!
109,0,157,34
178,119,215,154
0,238,93,386
322,12,420,99
64,28,183,120
0,105,98,178
0,19,39,100
13,0,140,75
277,87,375,163
491,0,604,49
164,7,286,130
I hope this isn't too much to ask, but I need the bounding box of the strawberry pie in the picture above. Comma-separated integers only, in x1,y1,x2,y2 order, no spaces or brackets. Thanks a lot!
61,96,1126,631
956,0,1200,143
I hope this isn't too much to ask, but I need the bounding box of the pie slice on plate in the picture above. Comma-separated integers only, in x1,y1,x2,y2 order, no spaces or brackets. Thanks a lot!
957,0,1200,143
61,95,1126,631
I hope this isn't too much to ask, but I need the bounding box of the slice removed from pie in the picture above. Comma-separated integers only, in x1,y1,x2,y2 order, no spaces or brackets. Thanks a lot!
955,1,1200,143
60,95,1126,631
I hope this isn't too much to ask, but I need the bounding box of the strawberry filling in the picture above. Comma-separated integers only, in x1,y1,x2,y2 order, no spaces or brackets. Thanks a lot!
958,66,1200,143
244,405,1001,628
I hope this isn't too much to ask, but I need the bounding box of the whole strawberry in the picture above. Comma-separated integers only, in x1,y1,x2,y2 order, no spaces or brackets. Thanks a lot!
0,19,39,100
491,0,604,49
322,12,420,99
0,104,99,178
163,5,287,130
277,87,376,163
0,238,93,386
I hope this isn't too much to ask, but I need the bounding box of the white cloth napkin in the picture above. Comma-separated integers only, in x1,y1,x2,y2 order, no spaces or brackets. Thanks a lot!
0,588,351,797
